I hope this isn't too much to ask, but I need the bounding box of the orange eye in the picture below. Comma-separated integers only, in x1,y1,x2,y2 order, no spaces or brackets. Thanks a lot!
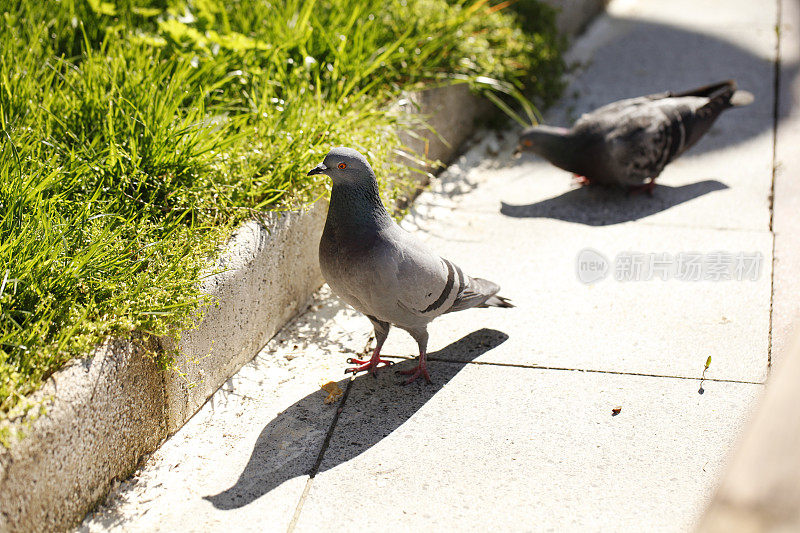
337,162,347,169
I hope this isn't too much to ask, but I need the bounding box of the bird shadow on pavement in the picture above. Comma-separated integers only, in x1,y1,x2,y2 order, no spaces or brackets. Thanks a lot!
204,327,508,511
500,179,728,226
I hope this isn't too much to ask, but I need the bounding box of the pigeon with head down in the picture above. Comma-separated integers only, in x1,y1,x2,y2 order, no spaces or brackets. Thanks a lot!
516,79,754,194
309,147,512,384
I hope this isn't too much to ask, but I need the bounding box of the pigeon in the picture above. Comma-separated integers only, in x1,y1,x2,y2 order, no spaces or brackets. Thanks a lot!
308,147,513,384
516,80,754,194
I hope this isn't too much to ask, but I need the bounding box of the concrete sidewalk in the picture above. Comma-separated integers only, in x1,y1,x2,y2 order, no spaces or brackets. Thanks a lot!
82,0,783,530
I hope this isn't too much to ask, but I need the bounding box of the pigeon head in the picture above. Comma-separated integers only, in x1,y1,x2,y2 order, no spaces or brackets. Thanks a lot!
515,126,544,156
515,125,571,156
514,125,587,175
307,147,376,185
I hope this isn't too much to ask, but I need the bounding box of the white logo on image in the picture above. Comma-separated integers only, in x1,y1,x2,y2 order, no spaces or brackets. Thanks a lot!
576,248,609,284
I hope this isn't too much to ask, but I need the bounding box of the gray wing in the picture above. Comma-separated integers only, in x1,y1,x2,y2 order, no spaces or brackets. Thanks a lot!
602,105,674,185
605,93,735,183
325,222,506,329
575,81,740,185
381,226,503,324
571,99,673,185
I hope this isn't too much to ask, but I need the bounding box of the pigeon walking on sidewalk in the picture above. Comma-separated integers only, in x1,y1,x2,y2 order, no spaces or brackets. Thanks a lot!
515,79,754,194
309,147,513,384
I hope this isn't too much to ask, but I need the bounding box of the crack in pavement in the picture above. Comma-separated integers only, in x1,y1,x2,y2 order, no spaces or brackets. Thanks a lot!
287,378,355,533
767,0,784,371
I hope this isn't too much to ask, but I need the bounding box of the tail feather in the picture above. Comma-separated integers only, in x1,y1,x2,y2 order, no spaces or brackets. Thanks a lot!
446,276,513,313
672,79,737,99
672,79,753,109
480,294,514,308
730,90,754,107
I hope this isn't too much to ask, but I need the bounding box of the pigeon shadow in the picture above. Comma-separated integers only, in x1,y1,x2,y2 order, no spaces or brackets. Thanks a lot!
205,328,509,510
500,180,728,226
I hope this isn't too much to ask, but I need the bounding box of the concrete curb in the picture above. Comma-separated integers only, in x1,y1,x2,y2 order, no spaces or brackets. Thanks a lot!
0,3,605,530
0,85,490,533
161,206,328,433
0,339,167,532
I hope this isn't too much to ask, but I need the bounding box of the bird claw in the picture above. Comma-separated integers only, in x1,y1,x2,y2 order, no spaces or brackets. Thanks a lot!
344,356,394,376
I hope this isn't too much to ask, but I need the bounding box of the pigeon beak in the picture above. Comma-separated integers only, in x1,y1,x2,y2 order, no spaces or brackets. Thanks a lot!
512,146,522,159
307,163,329,176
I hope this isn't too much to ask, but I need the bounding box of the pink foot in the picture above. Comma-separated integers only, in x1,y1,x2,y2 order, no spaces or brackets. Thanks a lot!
345,350,394,376
573,174,593,186
397,362,432,385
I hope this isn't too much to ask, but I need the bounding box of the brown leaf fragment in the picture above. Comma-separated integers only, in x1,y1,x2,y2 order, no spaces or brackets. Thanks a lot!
320,381,344,404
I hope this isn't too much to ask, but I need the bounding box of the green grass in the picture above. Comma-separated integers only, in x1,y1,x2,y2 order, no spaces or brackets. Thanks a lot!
0,0,564,418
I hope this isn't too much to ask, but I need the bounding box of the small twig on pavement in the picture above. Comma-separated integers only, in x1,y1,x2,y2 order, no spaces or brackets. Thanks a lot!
698,356,712,394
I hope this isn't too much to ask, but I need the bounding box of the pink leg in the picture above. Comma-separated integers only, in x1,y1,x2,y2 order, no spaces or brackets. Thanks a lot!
397,351,431,384
573,174,593,186
345,347,393,376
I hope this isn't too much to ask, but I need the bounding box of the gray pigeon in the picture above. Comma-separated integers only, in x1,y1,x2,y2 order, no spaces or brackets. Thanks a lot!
516,80,754,193
308,147,512,384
